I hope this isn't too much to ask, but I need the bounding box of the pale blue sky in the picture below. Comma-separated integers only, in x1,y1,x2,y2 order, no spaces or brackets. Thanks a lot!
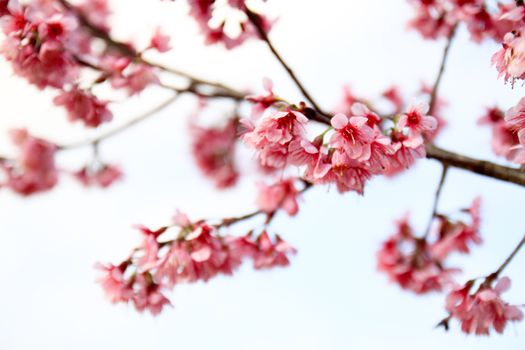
0,1,524,349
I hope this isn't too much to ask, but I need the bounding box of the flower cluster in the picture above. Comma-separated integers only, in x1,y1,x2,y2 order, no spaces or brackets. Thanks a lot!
256,177,302,216
445,277,523,335
189,118,239,189
0,0,167,127
97,211,296,315
479,106,522,163
73,163,122,188
242,99,437,194
186,0,271,49
377,198,482,294
407,0,513,42
1,129,58,195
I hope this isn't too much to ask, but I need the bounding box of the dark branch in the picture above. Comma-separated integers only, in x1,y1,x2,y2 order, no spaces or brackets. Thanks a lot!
425,144,525,187
429,24,457,114
245,9,330,120
423,164,449,238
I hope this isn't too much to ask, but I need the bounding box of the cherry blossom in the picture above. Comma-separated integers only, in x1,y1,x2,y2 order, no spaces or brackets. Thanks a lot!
149,27,171,53
446,277,524,335
377,214,458,294
73,164,122,188
190,118,239,188
397,102,437,135
505,97,525,143
54,87,113,127
256,177,301,216
242,110,316,169
330,111,374,161
2,129,58,195
479,107,521,161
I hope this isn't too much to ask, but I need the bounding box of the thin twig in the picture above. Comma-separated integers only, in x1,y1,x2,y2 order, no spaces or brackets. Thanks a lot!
60,94,180,150
423,164,449,238
245,9,330,120
429,25,457,114
492,233,525,278
58,0,245,99
218,180,313,228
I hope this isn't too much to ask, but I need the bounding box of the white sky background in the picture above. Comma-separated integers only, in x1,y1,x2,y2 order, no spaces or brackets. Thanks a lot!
0,0,524,349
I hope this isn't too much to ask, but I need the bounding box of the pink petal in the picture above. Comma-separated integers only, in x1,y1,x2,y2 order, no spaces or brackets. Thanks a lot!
495,276,511,294
331,113,349,129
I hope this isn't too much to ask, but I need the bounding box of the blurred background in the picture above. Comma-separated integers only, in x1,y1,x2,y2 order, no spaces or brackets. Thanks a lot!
0,0,524,349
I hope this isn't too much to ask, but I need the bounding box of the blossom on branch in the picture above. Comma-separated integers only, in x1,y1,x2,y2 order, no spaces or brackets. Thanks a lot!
2,129,58,195
446,277,523,335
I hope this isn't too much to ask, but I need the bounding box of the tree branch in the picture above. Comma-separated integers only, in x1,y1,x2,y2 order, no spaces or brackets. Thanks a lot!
492,233,525,279
429,25,457,114
60,94,181,150
423,163,449,238
58,0,245,99
425,144,525,187
245,9,330,119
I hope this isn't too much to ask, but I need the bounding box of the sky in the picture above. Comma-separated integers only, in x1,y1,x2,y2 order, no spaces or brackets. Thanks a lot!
0,0,524,349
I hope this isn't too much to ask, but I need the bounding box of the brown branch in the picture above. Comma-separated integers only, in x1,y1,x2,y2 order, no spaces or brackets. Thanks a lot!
423,164,449,238
58,0,245,99
425,144,525,187
429,25,457,114
60,94,181,150
245,9,330,121
492,233,525,279
218,180,312,228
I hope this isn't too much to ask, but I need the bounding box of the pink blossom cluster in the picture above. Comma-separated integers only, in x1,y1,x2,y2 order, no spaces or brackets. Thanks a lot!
241,98,437,194
478,106,523,163
256,177,302,216
407,0,513,42
1,129,58,195
186,0,271,49
377,198,482,294
189,118,239,188
446,277,523,335
73,163,122,188
97,211,296,315
0,0,166,127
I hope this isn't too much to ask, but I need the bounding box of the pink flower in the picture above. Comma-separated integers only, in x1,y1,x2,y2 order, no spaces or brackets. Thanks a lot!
187,0,271,49
377,214,457,294
96,262,133,304
54,87,113,127
330,110,374,161
446,277,524,335
492,30,525,84
246,78,281,116
479,107,521,160
382,86,404,114
505,97,525,143
111,64,159,95
384,130,426,176
150,27,171,53
333,85,366,115
430,197,482,260
242,110,314,169
251,231,297,269
3,129,58,195
256,178,300,216
132,273,171,315
190,119,239,189
330,150,372,194
407,1,456,40
398,102,437,135
77,0,111,31
73,164,122,188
